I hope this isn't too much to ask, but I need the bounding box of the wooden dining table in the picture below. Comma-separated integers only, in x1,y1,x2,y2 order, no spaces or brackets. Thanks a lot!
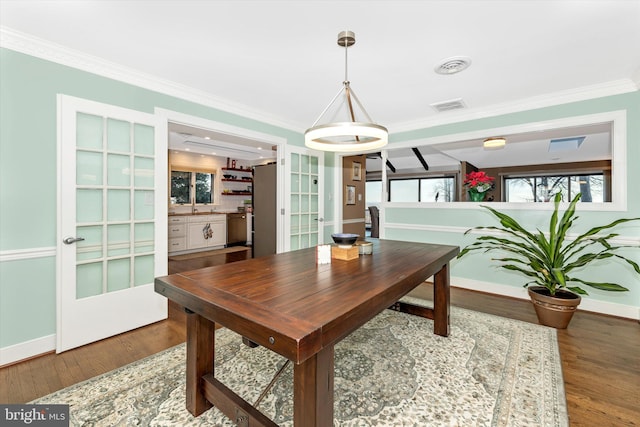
154,239,459,427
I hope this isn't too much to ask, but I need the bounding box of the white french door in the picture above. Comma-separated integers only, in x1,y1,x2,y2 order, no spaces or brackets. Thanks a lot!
284,146,324,251
57,95,166,353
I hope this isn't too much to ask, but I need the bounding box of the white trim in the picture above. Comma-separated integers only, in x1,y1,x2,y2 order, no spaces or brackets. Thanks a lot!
0,247,56,262
0,27,300,132
451,276,639,321
0,334,55,367
390,79,638,133
383,221,640,245
382,110,628,212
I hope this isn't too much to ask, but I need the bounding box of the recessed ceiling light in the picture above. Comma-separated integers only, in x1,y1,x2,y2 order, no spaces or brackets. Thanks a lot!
204,136,211,140
434,56,471,75
185,148,190,151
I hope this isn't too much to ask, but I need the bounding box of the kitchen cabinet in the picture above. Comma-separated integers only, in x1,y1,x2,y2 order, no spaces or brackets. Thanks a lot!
168,214,226,254
187,215,226,249
168,216,187,252
221,167,252,196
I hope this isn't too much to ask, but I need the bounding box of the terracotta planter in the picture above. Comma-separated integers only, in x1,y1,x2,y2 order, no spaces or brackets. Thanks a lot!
527,286,581,329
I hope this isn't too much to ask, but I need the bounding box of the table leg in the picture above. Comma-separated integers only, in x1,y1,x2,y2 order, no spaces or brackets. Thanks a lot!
293,345,334,427
433,262,450,337
185,310,215,416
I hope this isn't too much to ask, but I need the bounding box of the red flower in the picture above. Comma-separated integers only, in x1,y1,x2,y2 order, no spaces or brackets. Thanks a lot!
464,171,495,192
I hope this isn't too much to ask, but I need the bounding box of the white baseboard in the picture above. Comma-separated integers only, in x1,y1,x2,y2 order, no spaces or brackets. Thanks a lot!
0,334,55,367
451,276,640,320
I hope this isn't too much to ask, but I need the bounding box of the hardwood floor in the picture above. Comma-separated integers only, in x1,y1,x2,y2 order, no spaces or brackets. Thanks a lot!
1,250,638,426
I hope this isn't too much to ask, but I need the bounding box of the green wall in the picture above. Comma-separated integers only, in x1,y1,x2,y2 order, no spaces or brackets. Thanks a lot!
0,48,305,348
384,91,640,308
1,46,638,352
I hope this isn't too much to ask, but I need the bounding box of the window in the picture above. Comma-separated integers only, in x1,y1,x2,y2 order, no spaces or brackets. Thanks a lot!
365,181,383,205
389,177,456,202
504,173,605,202
170,169,215,205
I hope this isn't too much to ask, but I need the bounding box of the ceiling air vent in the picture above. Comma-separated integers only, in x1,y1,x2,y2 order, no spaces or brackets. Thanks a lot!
430,98,466,113
434,56,472,75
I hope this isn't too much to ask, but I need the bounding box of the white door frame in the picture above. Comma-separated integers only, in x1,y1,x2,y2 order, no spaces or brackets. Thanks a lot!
154,109,287,253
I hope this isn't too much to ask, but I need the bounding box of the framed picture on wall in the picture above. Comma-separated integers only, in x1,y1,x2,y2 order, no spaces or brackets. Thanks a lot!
346,185,356,205
351,161,362,181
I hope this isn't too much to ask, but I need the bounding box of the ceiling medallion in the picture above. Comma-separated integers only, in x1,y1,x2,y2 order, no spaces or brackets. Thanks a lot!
305,31,388,152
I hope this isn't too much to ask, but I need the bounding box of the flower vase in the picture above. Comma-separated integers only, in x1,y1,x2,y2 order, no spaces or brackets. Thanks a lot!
468,189,486,202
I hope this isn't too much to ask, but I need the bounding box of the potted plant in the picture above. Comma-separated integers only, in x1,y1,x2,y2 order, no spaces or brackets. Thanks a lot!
463,171,495,202
457,192,640,328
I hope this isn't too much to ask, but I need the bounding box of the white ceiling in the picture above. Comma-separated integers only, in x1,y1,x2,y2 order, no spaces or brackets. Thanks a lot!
1,0,639,165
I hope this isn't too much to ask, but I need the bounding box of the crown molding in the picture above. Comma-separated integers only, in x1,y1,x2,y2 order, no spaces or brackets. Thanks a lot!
0,26,302,133
390,78,638,134
2,26,637,136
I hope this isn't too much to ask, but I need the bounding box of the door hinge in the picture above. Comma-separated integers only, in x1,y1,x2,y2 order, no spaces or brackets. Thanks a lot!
280,208,285,215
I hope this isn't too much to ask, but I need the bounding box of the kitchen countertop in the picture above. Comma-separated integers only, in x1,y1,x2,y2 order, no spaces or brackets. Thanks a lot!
168,211,239,216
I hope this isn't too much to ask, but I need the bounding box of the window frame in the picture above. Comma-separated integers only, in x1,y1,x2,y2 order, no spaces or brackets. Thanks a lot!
169,166,216,206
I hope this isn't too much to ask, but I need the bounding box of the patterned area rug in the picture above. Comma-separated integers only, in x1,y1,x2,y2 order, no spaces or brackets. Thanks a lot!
33,299,568,426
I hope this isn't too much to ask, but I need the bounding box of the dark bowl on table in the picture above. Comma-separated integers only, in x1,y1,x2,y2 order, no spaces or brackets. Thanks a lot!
331,233,359,248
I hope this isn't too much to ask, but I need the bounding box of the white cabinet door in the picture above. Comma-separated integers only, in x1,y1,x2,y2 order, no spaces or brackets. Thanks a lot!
187,223,209,249
209,220,226,247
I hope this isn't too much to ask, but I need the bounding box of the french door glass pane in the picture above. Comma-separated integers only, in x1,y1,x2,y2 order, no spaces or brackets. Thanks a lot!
107,224,130,257
76,225,102,261
134,157,154,188
76,113,103,150
134,222,154,253
76,262,103,299
77,151,102,185
134,190,154,220
107,258,130,293
107,189,130,221
107,118,130,152
291,153,299,172
291,194,299,214
134,255,154,286
133,124,154,156
76,189,103,223
290,235,299,251
107,154,131,186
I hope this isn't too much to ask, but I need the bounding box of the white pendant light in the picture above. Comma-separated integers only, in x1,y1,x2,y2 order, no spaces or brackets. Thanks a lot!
305,31,388,152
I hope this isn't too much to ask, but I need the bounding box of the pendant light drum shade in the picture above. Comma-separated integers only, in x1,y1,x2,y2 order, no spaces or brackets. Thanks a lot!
305,122,388,152
305,31,388,152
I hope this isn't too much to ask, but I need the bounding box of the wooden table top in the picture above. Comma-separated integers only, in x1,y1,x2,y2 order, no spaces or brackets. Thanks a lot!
155,239,459,364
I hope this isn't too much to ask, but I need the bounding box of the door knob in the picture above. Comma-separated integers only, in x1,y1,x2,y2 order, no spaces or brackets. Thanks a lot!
63,236,85,245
